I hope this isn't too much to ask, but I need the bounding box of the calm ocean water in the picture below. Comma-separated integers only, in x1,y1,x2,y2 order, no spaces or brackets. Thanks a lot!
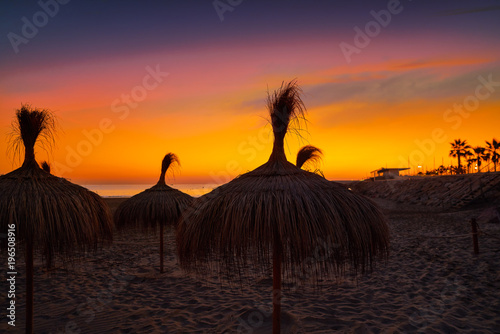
83,184,220,198
84,180,352,198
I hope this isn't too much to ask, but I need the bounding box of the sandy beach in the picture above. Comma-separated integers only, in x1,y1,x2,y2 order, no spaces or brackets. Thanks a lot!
1,194,499,333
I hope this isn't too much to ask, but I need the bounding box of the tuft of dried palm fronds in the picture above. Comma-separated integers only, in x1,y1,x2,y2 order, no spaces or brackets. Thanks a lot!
296,145,323,170
9,104,56,167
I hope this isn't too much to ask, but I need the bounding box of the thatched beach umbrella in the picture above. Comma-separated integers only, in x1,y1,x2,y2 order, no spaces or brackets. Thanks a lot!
0,105,113,334
177,81,390,333
114,153,192,273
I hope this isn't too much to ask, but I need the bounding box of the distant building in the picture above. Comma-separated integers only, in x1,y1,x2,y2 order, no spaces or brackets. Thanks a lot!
370,167,410,180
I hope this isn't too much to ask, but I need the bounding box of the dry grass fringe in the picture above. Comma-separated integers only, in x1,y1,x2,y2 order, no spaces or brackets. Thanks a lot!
296,145,323,170
113,185,192,232
267,79,307,141
161,153,180,177
177,166,389,285
8,104,56,166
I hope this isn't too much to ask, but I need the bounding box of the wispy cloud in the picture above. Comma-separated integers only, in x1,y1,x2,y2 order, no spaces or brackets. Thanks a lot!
439,5,500,16
299,60,500,128
391,57,492,70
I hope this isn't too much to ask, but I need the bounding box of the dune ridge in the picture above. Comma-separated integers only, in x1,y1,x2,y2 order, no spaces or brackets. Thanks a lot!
350,172,500,209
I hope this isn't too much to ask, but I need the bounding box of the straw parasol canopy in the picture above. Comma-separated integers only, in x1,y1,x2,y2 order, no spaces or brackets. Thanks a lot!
0,105,113,334
40,160,54,270
114,153,192,273
177,80,390,333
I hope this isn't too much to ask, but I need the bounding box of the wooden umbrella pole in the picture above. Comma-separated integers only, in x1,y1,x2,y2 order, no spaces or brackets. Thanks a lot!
26,241,34,334
160,224,164,273
272,241,282,334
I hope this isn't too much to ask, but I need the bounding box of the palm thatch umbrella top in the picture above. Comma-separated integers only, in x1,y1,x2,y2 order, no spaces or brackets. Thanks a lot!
176,81,389,333
114,153,192,272
0,105,113,333
296,144,323,170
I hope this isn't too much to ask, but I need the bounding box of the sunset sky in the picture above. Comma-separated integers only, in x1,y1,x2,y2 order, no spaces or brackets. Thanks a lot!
1,0,499,184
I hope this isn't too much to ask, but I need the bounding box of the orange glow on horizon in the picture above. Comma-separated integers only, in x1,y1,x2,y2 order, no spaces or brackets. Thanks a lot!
1,32,499,184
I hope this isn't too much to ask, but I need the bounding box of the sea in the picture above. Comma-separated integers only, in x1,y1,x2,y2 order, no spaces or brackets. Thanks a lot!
83,183,220,198
83,180,354,198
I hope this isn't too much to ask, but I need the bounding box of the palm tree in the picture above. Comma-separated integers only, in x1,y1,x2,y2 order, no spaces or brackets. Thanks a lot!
464,150,474,173
486,139,500,172
472,146,486,173
482,152,491,172
449,139,471,174
467,158,476,174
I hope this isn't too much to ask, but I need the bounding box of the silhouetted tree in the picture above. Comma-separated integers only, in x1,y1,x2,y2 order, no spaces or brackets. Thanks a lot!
472,146,486,173
426,169,438,176
449,139,471,174
483,152,491,172
450,166,461,175
467,158,476,174
486,139,500,172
